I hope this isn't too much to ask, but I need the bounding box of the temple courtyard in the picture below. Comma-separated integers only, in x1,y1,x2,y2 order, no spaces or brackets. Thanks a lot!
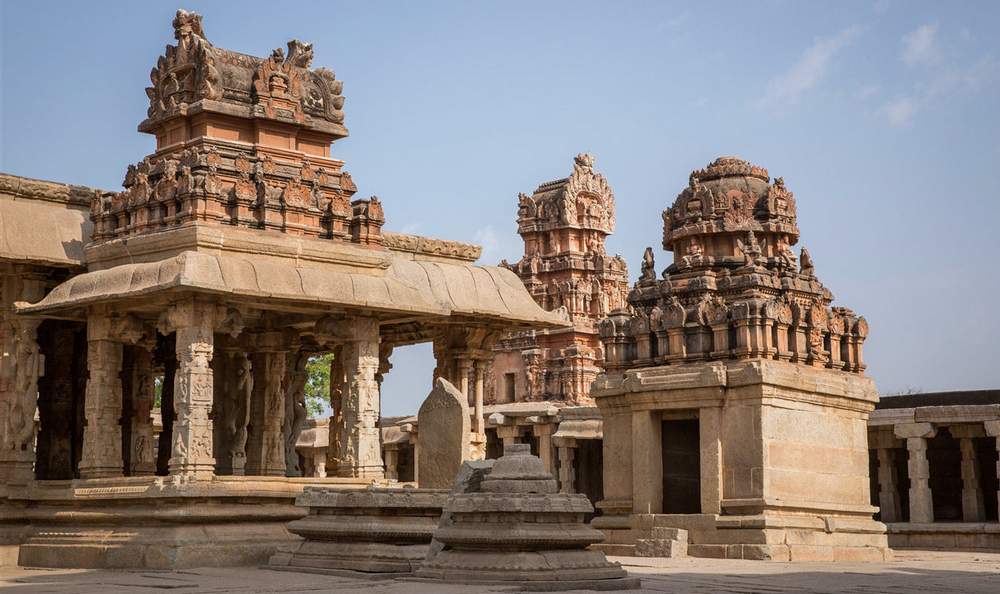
0,550,997,593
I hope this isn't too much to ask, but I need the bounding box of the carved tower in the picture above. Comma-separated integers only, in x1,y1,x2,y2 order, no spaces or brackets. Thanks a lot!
492,154,629,406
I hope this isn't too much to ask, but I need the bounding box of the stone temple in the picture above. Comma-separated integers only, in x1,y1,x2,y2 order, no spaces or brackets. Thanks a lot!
2,7,999,585
0,10,563,568
592,156,888,561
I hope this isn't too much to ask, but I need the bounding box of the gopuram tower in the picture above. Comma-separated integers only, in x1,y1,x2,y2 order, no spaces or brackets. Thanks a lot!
492,154,629,405
592,157,890,561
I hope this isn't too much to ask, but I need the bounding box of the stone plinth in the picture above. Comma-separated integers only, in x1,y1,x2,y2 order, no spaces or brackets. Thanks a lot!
1,477,378,569
415,443,638,590
270,486,448,575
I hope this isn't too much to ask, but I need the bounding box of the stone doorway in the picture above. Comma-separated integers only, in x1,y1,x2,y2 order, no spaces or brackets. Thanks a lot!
927,428,963,521
661,419,700,514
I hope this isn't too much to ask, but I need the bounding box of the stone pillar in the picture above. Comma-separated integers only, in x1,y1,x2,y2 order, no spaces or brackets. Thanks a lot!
894,422,936,523
473,359,486,436
951,425,987,522
247,344,287,477
0,269,46,482
699,407,723,515
555,439,577,494
533,422,556,474
334,317,383,478
496,424,522,450
284,351,308,477
127,344,157,476
314,451,327,478
876,448,901,523
385,445,399,481
79,315,124,479
984,421,1000,523
163,300,216,478
632,409,662,514
156,337,177,476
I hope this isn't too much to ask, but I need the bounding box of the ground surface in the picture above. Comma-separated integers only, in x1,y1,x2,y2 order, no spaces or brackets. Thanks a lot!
1,550,998,593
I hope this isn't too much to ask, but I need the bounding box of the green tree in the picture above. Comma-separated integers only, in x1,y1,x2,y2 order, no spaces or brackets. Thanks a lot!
304,353,333,418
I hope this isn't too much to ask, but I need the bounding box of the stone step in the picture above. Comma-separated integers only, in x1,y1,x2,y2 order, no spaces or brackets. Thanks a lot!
591,543,636,557
636,537,688,558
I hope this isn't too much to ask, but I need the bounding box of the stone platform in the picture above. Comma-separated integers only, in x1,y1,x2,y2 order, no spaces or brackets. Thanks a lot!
269,485,448,574
0,476,372,569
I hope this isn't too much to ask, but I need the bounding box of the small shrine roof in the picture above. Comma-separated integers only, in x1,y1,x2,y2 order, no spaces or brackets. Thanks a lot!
0,173,100,268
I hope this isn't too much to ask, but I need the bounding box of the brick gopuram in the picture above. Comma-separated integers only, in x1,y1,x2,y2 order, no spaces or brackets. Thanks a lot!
592,157,890,561
0,11,562,569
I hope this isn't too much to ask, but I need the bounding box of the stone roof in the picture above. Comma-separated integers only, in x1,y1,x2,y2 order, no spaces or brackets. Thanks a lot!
0,173,101,268
17,249,565,327
876,390,1000,409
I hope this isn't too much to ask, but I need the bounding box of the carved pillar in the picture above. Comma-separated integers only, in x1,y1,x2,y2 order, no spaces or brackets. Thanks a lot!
496,424,523,450
334,317,383,478
162,299,216,478
127,343,156,476
284,351,308,477
247,336,287,477
984,421,1000,522
555,438,577,494
0,268,46,482
895,423,936,523
876,447,901,523
951,425,987,522
79,315,124,479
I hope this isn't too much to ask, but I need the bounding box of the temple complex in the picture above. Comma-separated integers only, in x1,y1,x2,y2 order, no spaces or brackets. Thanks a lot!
591,157,890,561
0,10,562,569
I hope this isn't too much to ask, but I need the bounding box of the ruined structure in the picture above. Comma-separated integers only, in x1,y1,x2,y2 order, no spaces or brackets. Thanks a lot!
0,10,562,569
415,443,637,590
494,153,629,407
593,157,890,561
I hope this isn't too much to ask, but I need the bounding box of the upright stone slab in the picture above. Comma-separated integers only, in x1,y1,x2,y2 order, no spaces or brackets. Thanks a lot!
417,378,469,489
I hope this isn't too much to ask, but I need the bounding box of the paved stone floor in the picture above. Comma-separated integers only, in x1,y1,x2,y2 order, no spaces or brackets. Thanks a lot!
0,551,998,593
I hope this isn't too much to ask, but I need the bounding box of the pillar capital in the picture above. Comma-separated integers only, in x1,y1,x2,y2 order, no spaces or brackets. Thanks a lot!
894,422,936,440
983,420,1000,437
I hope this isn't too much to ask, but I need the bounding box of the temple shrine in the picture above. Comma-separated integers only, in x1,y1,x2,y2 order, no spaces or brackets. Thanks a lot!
0,10,562,568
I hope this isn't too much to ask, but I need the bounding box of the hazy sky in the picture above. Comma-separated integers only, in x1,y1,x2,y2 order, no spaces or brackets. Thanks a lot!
3,1,998,416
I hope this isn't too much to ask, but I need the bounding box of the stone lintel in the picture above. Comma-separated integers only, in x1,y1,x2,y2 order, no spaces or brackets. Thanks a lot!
913,404,1000,425
948,424,987,439
984,420,1000,437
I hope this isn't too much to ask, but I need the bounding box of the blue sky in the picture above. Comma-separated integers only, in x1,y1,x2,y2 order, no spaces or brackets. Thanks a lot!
3,1,998,416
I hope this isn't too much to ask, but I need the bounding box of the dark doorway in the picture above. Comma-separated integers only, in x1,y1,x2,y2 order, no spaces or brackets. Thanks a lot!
575,438,604,509
893,446,911,522
661,419,701,514
975,436,999,522
485,428,503,459
927,428,963,521
397,443,415,482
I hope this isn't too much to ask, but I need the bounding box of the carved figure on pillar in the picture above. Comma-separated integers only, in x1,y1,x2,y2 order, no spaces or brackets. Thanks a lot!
333,317,383,478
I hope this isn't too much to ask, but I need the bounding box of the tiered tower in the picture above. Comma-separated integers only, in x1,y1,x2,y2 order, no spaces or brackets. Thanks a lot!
592,157,888,561
492,154,629,405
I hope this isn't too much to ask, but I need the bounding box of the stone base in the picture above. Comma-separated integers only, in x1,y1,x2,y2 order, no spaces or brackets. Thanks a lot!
270,486,448,574
596,512,892,562
414,549,638,591
888,522,1000,551
1,476,373,569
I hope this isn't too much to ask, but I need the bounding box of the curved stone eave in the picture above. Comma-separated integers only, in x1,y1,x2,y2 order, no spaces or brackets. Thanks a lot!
15,250,568,329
